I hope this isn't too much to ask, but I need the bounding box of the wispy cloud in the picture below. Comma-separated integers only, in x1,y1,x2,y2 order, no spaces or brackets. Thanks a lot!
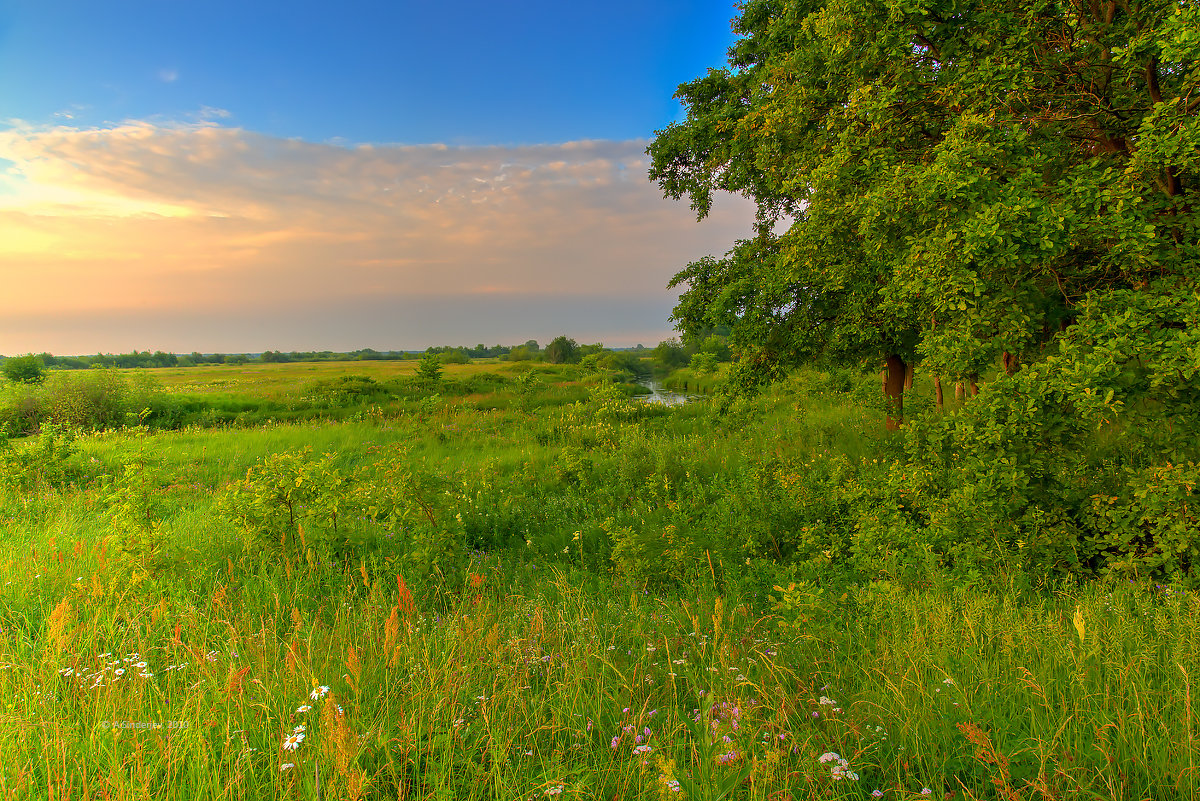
0,119,752,351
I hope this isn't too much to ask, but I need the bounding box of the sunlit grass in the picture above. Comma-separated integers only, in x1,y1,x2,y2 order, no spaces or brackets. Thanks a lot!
3,532,1197,799
1,365,1196,799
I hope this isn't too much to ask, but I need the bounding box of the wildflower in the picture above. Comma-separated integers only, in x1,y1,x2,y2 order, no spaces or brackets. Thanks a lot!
716,751,738,765
114,668,125,676
296,705,311,714
280,763,294,772
872,792,884,798
665,778,682,793
293,725,306,734
819,753,843,764
310,685,330,700
610,736,620,749
921,790,932,796
633,745,652,755
544,785,563,796
282,733,305,751
943,678,954,685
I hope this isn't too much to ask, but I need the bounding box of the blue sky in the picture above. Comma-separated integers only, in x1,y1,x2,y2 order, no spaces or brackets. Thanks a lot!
2,0,738,143
0,0,754,353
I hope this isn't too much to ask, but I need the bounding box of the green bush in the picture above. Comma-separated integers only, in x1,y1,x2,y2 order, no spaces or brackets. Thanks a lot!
0,424,82,494
1,354,46,384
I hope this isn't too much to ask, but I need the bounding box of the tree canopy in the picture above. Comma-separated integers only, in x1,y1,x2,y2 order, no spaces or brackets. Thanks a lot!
650,0,1198,417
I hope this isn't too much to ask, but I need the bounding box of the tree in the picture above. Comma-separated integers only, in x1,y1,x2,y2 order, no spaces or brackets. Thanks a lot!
2,354,47,384
649,0,1197,427
545,335,580,364
415,355,444,384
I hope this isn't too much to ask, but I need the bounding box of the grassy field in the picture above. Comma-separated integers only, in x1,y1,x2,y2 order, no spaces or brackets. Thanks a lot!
140,359,524,399
0,363,1195,800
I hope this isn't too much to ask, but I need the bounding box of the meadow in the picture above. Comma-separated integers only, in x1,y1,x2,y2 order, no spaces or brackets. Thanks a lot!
0,360,1195,800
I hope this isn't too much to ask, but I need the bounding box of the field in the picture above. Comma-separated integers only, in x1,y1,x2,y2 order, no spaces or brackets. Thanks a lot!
0,361,1196,800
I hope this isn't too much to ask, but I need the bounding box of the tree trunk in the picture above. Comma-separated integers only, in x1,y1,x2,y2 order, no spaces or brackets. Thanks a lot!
884,354,906,430
934,375,944,409
904,362,914,390
1002,351,1018,375
969,374,979,396
955,381,965,401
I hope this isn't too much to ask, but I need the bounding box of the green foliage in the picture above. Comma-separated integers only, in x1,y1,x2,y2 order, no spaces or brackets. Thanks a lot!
302,375,392,407
104,449,169,572
689,352,719,373
415,355,445,384
1,354,46,384
650,0,1198,422
0,423,81,494
652,338,689,370
544,335,580,364
43,369,132,430
218,448,356,553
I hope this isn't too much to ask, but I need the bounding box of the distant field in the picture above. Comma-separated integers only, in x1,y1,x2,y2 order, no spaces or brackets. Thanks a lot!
136,359,520,399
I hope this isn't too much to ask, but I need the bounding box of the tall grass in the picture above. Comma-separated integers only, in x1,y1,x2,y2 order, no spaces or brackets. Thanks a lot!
0,363,1195,798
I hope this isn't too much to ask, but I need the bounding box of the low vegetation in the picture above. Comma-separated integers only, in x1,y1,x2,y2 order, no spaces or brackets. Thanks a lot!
0,359,1196,799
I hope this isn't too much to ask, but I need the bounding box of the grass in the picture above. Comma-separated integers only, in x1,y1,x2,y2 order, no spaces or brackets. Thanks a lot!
0,362,1196,799
4,542,1196,799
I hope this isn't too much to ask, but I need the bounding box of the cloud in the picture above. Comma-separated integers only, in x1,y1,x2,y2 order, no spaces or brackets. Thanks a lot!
158,68,180,83
0,119,754,352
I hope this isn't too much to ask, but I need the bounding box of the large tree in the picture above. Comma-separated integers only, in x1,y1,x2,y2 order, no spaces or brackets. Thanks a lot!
650,0,1198,427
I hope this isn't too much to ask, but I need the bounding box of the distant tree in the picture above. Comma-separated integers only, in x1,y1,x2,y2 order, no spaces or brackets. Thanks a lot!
415,355,444,384
506,346,534,362
653,339,689,370
2,354,46,384
545,336,580,364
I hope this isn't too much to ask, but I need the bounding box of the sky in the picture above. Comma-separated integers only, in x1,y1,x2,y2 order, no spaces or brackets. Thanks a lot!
0,0,755,355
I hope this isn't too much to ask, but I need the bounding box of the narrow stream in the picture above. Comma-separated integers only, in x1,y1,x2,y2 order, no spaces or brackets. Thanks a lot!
633,378,703,406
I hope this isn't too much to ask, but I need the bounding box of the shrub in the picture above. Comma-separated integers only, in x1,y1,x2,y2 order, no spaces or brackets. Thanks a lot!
43,369,131,430
2,355,46,385
0,424,82,494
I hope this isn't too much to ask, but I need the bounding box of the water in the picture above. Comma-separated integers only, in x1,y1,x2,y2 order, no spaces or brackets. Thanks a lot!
633,378,702,406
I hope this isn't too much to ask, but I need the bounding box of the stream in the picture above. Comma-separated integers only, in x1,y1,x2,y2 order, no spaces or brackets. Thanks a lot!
633,378,703,406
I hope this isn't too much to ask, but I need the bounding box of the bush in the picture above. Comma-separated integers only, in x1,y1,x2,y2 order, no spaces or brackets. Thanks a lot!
44,369,131,430
2,355,46,385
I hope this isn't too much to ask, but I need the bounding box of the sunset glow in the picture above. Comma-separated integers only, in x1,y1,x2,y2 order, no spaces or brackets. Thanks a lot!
0,0,748,353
